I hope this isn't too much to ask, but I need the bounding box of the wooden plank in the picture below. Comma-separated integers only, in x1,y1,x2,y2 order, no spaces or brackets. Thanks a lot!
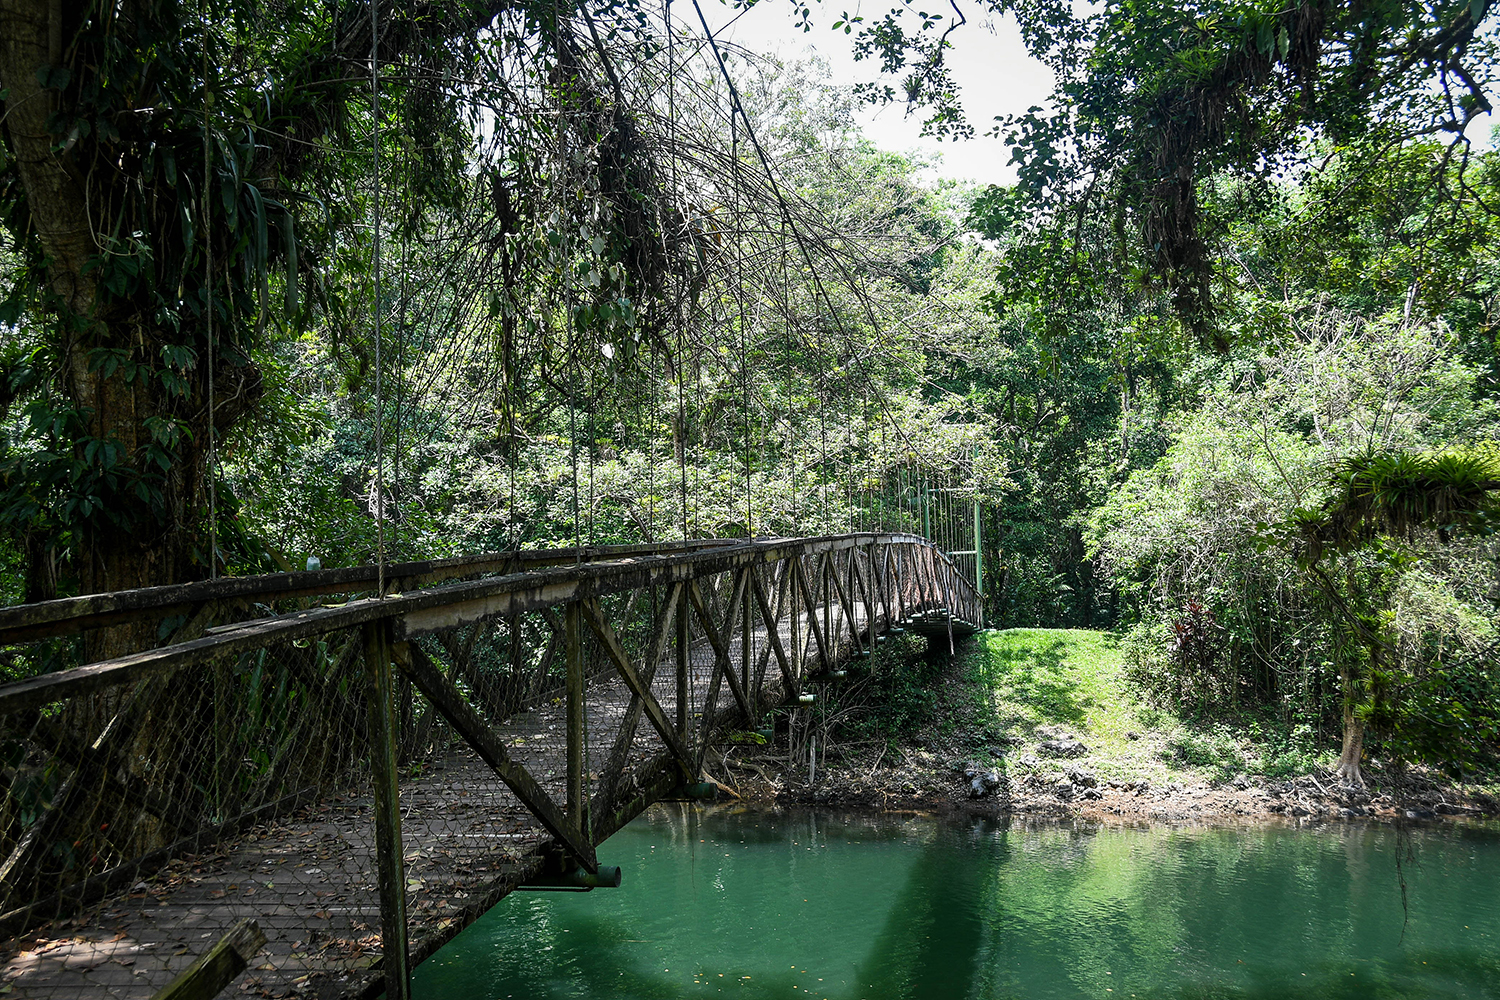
151,918,266,1000
749,567,787,701
396,643,597,871
0,786,317,938
362,621,411,1000
578,596,696,779
874,544,894,628
848,545,872,638
821,553,834,661
741,574,752,699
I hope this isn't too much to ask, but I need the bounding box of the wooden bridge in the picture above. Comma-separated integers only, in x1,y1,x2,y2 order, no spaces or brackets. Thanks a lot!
0,533,978,999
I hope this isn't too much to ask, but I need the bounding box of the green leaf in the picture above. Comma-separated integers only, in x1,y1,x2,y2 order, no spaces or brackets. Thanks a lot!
34,66,69,90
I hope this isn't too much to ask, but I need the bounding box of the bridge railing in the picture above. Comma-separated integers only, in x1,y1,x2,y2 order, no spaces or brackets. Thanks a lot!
0,533,977,999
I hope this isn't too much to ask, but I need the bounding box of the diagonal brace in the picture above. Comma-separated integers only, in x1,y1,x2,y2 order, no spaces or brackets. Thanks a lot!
687,576,753,720
749,571,794,693
397,642,597,871
793,557,834,670
578,596,697,780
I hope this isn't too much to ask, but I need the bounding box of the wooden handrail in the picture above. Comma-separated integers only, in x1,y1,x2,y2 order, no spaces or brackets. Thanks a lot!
0,534,978,715
0,539,742,645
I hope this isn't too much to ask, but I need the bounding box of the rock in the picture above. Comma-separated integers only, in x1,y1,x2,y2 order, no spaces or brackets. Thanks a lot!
1055,781,1075,801
1037,739,1089,759
1066,767,1098,788
1231,773,1251,791
1081,788,1104,801
1015,753,1040,769
967,770,1002,798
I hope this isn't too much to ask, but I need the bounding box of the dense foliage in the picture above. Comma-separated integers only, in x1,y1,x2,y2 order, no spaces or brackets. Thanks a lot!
2,0,1498,782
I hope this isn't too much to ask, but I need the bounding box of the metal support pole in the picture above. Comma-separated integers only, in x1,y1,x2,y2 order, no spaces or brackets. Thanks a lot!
922,477,931,541
565,602,585,834
973,489,984,626
362,620,411,1000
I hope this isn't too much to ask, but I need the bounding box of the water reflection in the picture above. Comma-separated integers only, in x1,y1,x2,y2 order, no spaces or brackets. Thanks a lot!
413,805,1500,1000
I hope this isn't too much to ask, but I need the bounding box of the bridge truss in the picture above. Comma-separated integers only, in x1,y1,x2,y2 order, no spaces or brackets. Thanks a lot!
0,533,977,999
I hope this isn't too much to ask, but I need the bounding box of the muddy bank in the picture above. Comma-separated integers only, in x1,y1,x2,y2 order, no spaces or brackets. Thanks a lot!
717,743,1498,826
707,632,1500,827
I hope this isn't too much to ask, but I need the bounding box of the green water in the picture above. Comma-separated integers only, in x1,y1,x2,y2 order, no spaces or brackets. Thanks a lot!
413,806,1500,1000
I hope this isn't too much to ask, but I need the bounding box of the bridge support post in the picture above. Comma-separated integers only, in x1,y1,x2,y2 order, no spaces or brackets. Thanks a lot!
565,602,585,834
675,586,690,738
972,489,983,627
361,620,411,1000
741,577,752,707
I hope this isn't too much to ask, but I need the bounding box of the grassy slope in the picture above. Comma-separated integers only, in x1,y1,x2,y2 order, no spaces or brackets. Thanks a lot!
956,628,1340,785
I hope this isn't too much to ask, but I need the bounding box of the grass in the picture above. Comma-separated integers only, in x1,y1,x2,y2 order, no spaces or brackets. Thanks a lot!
958,628,1339,786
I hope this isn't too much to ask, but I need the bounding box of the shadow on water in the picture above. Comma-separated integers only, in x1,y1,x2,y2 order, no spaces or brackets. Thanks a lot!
414,807,1500,1000
849,818,1006,999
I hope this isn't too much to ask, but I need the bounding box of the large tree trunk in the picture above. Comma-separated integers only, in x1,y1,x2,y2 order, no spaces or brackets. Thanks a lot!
1334,657,1365,786
0,0,256,642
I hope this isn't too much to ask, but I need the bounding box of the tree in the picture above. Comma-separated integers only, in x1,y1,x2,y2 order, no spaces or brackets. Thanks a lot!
798,0,1499,341
0,1,693,633
1297,447,1500,784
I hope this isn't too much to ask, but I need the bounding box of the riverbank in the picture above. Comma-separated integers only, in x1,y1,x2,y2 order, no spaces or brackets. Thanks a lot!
715,628,1500,825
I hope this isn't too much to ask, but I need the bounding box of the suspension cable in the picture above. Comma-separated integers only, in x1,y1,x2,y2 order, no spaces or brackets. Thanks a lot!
371,0,387,596
201,8,216,580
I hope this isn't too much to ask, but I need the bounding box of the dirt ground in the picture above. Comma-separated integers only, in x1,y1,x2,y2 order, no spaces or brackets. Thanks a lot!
713,639,1500,828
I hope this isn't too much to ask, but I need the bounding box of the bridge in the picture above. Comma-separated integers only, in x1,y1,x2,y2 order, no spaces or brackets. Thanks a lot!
0,531,978,999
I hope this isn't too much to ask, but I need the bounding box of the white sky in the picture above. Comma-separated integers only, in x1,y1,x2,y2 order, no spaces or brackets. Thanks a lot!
694,0,1496,185
695,1,1053,185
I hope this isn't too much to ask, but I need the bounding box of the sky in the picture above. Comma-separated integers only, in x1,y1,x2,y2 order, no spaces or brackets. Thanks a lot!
694,1,1054,186
693,0,1497,186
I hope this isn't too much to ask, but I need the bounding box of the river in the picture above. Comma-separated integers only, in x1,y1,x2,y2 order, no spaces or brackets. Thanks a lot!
413,805,1500,999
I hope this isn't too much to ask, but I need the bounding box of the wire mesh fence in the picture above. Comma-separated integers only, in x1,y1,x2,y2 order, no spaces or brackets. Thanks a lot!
0,536,976,999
